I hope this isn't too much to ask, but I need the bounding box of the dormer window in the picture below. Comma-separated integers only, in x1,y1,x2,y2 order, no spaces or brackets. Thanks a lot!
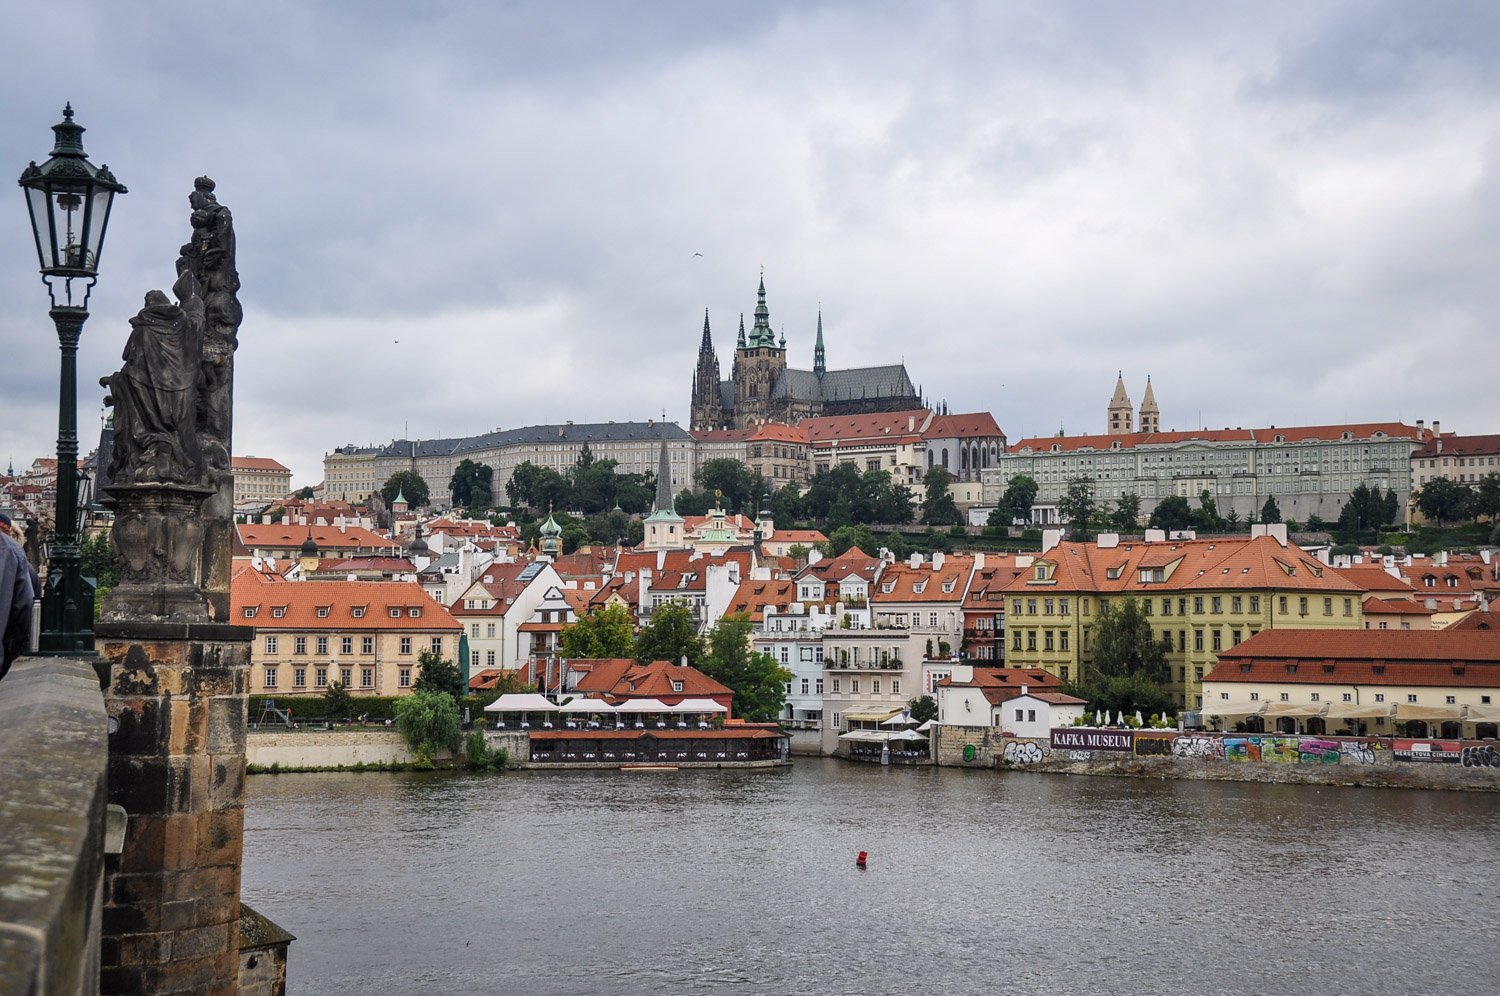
409,608,421,617
942,580,955,593
243,607,258,619
352,607,365,618
1106,567,1121,580
1034,565,1047,581
672,681,684,692
271,607,286,619
390,608,401,618
316,607,330,618
913,581,926,594
881,582,895,593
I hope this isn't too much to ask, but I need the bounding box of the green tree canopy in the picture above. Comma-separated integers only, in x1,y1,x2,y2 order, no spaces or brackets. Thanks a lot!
907,694,938,724
1336,483,1394,535
1415,477,1474,527
394,690,462,763
770,482,804,528
381,470,430,510
1260,495,1282,524
1149,495,1195,532
323,680,353,719
674,488,712,516
1111,493,1142,532
635,601,705,666
1194,489,1223,533
1000,474,1039,526
921,466,963,526
827,524,877,558
1089,596,1171,685
560,604,637,659
413,649,466,700
1478,473,1500,521
701,612,792,722
696,458,757,514
1058,478,1097,540
450,458,494,512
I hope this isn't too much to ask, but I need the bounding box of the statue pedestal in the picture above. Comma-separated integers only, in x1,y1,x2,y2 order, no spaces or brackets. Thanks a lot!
100,484,216,625
96,621,250,995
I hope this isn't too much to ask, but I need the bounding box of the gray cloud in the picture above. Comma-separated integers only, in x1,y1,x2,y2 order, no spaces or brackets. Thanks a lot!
2,1,1498,484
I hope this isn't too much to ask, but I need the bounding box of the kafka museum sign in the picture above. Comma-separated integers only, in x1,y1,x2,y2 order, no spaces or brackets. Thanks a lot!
1051,728,1136,752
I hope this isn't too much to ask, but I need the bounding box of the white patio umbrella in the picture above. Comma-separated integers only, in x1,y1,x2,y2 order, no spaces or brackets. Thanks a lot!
880,712,914,727
1094,710,1104,726
558,699,614,714
1115,711,1124,726
889,729,927,741
1134,710,1144,727
916,719,938,732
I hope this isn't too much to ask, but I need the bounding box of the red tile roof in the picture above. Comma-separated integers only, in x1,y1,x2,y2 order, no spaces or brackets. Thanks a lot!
1010,422,1419,453
571,659,733,703
1412,433,1500,459
232,456,291,472
874,556,974,602
935,666,1063,706
1361,596,1433,616
231,572,460,632
923,412,1003,439
802,409,931,445
1212,627,1500,667
724,579,797,621
1333,564,1416,593
237,523,397,553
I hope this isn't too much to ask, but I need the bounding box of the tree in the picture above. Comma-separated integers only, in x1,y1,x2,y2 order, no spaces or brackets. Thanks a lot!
770,482,803,528
381,470,430,510
701,612,792,722
883,530,911,561
827,524,877,558
1260,495,1282,524
674,489,712,517
413,649,466,700
921,467,963,526
1089,597,1170,684
1001,474,1039,525
323,680,353,719
1194,489,1223,533
1146,495,1190,532
1382,487,1403,527
394,690,462,765
295,486,315,500
1415,477,1474,527
635,601,705,666
1110,493,1142,532
1478,473,1500,521
560,604,636,659
907,694,938,724
449,458,494,512
1057,478,1097,539
695,458,757,514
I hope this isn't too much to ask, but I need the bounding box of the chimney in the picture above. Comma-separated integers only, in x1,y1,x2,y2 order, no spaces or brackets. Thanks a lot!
932,551,945,571
908,415,915,432
1021,684,1029,696
1434,421,1443,452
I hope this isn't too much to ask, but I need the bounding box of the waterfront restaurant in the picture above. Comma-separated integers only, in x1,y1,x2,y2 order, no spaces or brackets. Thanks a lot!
1202,629,1500,739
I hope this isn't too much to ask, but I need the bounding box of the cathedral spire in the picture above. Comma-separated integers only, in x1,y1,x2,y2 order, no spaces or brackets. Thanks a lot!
653,431,674,513
749,269,776,348
700,308,713,350
737,313,746,348
813,308,826,379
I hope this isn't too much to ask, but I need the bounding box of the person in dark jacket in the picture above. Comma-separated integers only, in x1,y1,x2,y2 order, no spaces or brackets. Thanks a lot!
0,511,38,680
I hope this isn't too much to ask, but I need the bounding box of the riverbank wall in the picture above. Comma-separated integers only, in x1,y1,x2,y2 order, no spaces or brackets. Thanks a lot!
933,725,1500,791
247,729,449,769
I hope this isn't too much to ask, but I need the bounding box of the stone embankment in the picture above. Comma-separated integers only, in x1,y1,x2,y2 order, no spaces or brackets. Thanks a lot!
248,729,426,769
932,724,1500,792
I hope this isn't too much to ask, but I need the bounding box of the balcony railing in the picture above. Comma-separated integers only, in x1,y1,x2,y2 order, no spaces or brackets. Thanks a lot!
824,659,904,671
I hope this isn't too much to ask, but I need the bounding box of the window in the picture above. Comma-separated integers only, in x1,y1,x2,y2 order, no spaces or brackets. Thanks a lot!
1249,595,1260,613
1280,692,1289,702
408,608,421,618
243,607,257,619
1060,665,1070,682
1279,596,1288,614
1027,710,1036,723
470,623,479,637
832,712,842,729
1374,694,1385,703
1299,597,1309,615
1407,694,1417,703
1044,630,1054,651
271,607,285,619
1013,600,1022,616
316,636,329,656
1027,599,1037,615
1445,695,1455,704
486,651,496,667
1211,597,1222,614
471,651,479,668
315,667,328,688
1342,693,1352,702
400,637,412,655
265,636,278,655
872,679,881,694
892,680,899,695
1059,598,1070,616
362,637,373,654
264,667,277,688
352,607,365,618
1343,598,1352,617
361,668,374,689
1323,597,1333,616
295,637,307,655
1194,631,1204,652
486,623,496,638
317,607,330,618
340,667,352,687
1060,630,1070,651
431,637,443,654
1250,692,1259,701
1193,597,1204,613
832,678,841,693
1193,666,1202,682
1013,631,1023,651
1015,708,1024,722
1162,599,1172,617
800,678,809,695
341,637,353,655
294,668,306,687
1231,629,1241,646
391,608,402,618
1178,631,1186,652
399,668,412,688
1026,631,1037,651
1231,596,1241,614
851,678,860,693
929,612,938,627
1044,599,1054,616
816,679,824,694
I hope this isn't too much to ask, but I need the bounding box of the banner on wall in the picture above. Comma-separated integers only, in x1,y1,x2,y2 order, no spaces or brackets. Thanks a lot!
1393,739,1462,763
1051,728,1134,752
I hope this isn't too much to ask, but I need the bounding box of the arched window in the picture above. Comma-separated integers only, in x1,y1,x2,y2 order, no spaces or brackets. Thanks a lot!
942,448,949,468
961,448,968,471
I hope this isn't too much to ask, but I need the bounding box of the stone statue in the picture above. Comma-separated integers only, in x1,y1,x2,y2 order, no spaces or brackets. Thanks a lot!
98,177,240,623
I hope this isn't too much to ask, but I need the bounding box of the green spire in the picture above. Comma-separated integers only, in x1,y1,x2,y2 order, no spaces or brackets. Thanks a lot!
737,313,746,348
749,269,776,348
813,308,826,379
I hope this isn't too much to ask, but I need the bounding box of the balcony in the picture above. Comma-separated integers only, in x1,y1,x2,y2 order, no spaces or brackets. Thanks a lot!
824,659,904,671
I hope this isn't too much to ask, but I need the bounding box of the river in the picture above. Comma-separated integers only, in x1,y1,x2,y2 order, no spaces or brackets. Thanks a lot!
242,759,1500,995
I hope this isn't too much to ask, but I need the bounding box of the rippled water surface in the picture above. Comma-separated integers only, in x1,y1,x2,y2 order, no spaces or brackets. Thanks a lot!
243,760,1500,995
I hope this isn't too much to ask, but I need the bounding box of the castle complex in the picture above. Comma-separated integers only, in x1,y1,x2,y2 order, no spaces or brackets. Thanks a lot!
689,273,920,430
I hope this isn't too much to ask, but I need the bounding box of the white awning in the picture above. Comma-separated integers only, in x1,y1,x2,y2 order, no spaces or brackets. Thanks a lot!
838,729,892,743
557,698,615,714
1395,703,1463,722
1323,701,1393,719
484,693,560,713
611,698,672,713
916,719,939,732
880,713,915,727
1262,702,1326,718
844,708,903,723
670,697,729,714
889,729,928,741
1464,703,1500,723
1203,701,1265,717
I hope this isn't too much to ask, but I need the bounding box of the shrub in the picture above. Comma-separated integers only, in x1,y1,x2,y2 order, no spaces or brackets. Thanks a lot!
395,690,462,760
464,731,491,770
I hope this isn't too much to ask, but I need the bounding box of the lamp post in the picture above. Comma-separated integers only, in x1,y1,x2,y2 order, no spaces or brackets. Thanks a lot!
18,104,126,653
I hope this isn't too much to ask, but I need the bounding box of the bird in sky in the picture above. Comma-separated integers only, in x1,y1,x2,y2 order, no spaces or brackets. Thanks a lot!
692,252,703,257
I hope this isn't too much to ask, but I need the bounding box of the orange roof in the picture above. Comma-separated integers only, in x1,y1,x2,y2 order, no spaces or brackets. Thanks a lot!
800,547,881,585
724,579,797,621
231,572,460,632
1208,628,1500,686
802,409,931,445
749,423,809,444
1333,564,1415,594
1361,596,1433,616
873,556,974,602
236,523,400,553
935,666,1062,706
1413,433,1500,459
1446,611,1498,632
770,529,827,544
923,412,1003,440
232,456,290,472
1010,422,1419,453
571,659,733,702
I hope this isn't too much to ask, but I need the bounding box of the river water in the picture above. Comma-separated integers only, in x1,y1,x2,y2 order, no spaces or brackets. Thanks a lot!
242,759,1500,995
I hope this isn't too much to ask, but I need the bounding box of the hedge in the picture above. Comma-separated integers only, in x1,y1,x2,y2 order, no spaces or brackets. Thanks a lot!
248,693,495,724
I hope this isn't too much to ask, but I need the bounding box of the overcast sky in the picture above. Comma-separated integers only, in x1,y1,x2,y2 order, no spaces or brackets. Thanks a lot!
3,1,1498,487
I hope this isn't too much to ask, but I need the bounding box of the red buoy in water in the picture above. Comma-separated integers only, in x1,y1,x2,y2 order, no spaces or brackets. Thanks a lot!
856,851,868,868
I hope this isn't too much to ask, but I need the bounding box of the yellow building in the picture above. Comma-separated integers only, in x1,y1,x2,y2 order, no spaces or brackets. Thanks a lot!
1003,527,1364,709
235,569,461,699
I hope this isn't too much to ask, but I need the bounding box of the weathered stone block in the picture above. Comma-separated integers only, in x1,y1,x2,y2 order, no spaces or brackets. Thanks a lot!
210,757,247,810
207,695,245,753
109,696,166,754
197,808,245,867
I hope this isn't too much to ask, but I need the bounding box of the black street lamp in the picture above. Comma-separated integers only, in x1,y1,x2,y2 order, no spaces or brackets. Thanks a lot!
18,104,126,653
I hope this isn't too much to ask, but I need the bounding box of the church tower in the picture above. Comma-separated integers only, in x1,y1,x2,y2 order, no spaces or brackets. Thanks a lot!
689,309,725,430
731,270,787,427
813,308,826,380
1107,372,1134,435
1138,376,1160,434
